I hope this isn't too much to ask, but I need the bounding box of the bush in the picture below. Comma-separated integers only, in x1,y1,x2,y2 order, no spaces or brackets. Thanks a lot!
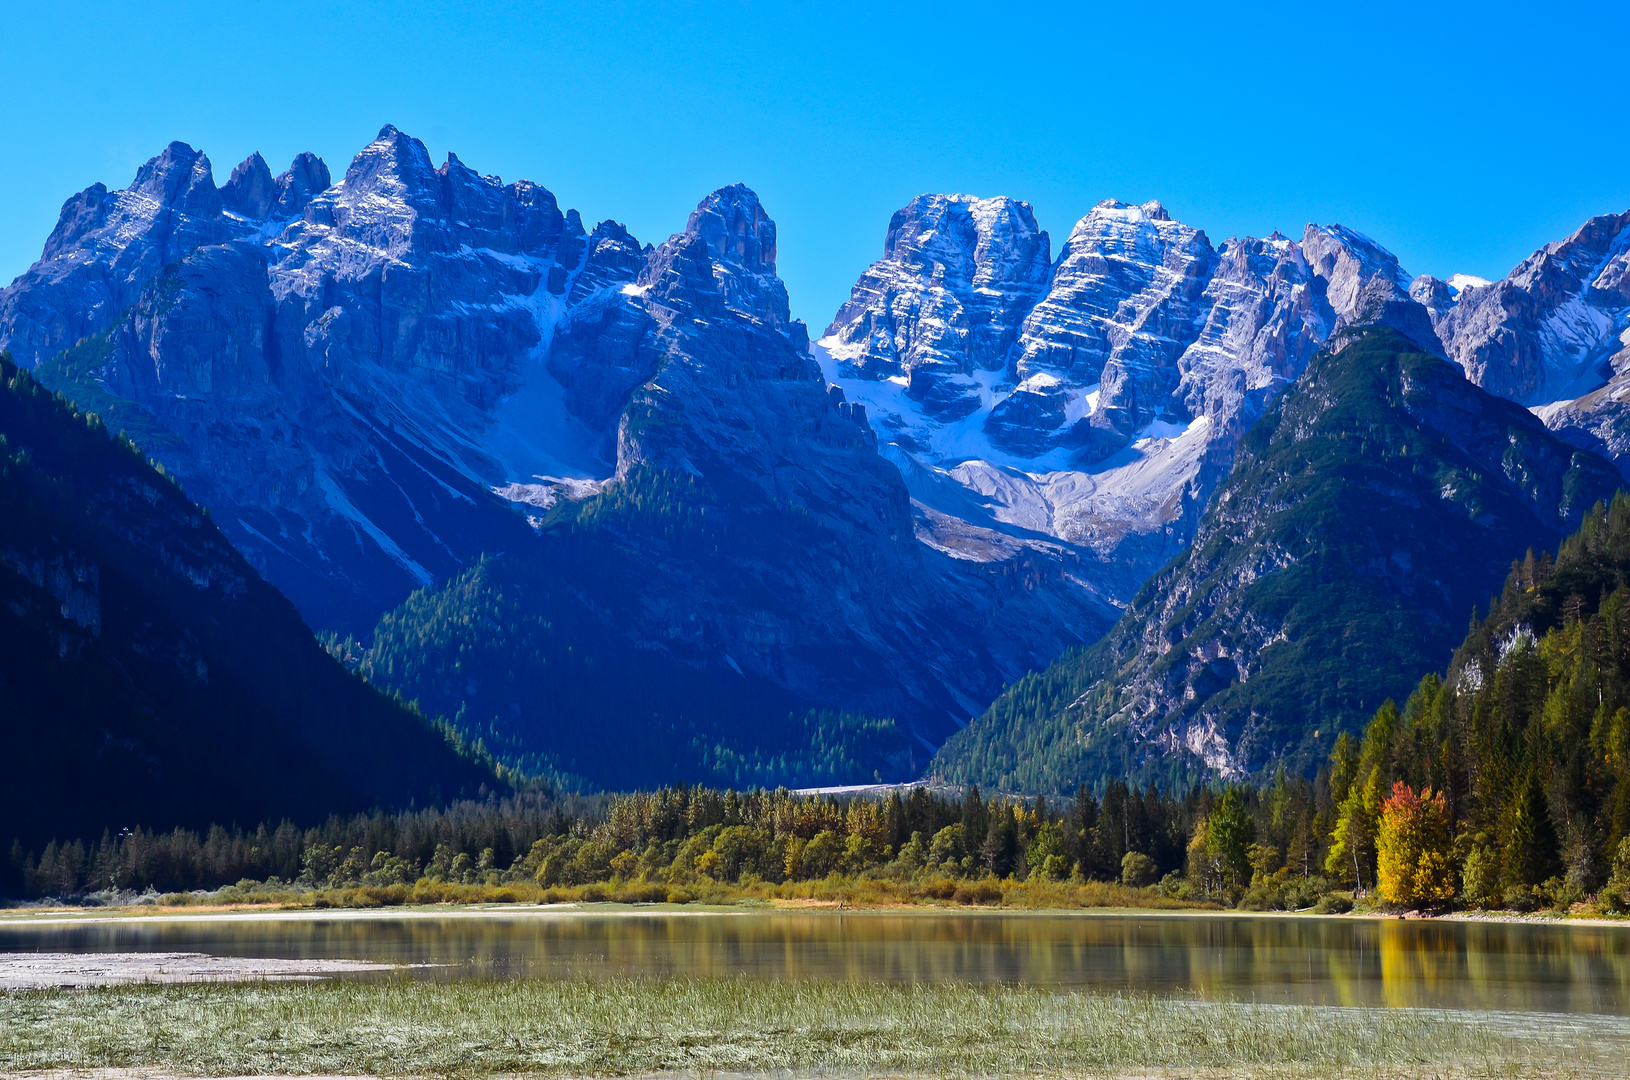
1312,893,1353,914
1502,884,1540,913
1120,852,1158,887
951,881,1001,905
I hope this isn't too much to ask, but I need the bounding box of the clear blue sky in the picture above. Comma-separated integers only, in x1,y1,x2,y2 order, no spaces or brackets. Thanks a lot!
3,1,1627,328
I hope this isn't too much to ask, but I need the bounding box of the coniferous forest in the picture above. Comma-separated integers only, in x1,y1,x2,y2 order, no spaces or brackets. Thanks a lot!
10,499,1630,918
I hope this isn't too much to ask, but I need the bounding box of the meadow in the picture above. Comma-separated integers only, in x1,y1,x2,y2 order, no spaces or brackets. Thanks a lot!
6,973,1628,1079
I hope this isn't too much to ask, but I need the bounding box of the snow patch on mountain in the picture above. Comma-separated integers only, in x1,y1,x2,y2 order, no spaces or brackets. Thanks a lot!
1447,273,1490,297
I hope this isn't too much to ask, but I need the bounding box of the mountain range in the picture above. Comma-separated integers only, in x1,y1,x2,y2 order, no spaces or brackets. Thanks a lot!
932,328,1618,793
3,124,1629,797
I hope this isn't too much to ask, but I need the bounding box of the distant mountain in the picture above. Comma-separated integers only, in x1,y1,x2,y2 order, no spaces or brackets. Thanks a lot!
0,355,496,849
7,126,1628,791
1414,210,1630,410
930,329,1621,795
345,185,1109,773
0,131,1108,770
1414,212,1630,481
820,198,1445,598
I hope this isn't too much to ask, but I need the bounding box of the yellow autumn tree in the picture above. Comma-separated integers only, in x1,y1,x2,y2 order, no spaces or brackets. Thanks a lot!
1375,782,1457,907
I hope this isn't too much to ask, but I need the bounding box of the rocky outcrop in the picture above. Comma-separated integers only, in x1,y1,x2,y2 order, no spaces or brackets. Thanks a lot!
824,195,1051,420
1426,211,1630,408
818,198,1442,605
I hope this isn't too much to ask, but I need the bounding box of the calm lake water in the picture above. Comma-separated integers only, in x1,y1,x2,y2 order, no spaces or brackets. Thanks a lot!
3,907,1628,1015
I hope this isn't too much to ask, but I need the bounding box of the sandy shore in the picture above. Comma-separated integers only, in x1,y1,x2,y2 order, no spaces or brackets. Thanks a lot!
0,951,405,990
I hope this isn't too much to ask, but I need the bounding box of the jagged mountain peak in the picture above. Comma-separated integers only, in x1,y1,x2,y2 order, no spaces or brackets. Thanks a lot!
1427,207,1630,408
1087,197,1174,224
686,183,777,272
639,184,792,332
275,151,331,218
221,151,276,219
822,191,1051,419
870,193,1050,284
335,123,441,201
129,141,221,216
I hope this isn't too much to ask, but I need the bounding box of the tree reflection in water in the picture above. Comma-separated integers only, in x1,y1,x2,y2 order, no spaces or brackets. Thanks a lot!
3,910,1626,1014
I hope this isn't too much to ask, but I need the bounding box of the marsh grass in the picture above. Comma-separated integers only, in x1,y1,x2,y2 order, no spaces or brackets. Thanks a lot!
3,975,1622,1078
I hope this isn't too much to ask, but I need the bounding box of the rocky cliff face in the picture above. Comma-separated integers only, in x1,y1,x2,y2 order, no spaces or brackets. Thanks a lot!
1420,211,1630,408
930,329,1621,794
1411,211,1630,482
821,200,1446,601
0,133,1109,766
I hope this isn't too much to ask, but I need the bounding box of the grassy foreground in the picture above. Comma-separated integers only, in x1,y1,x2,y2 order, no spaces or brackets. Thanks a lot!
4,976,1627,1079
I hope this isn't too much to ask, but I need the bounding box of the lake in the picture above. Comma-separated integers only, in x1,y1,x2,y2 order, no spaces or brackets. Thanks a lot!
3,907,1627,1015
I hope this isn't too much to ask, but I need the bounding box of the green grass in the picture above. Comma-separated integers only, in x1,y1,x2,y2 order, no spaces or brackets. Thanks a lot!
3,975,1625,1078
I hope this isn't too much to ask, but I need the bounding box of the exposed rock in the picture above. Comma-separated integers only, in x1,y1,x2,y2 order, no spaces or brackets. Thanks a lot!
818,198,1436,607
931,329,1621,794
0,142,234,367
1432,211,1630,408
221,152,278,220
825,194,1051,419
276,152,331,218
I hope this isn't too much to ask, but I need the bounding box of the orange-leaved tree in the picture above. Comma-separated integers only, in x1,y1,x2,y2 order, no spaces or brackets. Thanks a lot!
1375,782,1457,907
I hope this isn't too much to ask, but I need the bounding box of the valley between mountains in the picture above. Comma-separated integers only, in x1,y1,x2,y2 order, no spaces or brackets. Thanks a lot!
4,124,1630,818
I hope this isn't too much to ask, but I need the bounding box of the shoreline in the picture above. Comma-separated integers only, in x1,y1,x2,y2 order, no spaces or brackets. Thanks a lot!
2,898,1626,929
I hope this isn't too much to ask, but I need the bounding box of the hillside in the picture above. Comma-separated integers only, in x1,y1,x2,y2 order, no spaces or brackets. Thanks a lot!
931,328,1622,795
0,354,497,848
352,539,919,791
1325,493,1630,900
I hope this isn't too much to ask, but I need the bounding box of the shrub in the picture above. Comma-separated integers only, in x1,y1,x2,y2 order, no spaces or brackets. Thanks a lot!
951,880,1001,905
1120,852,1158,888
1312,893,1353,914
1502,884,1540,912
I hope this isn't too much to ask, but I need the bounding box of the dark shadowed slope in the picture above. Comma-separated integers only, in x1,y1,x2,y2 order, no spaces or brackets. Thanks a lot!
0,355,497,848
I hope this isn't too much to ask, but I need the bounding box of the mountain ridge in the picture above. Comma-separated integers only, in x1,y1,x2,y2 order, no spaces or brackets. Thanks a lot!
930,328,1622,795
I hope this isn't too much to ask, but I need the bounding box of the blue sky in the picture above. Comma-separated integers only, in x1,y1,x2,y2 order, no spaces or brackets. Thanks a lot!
2,0,1627,327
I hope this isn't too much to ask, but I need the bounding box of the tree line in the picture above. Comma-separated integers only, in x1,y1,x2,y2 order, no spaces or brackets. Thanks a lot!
14,498,1630,914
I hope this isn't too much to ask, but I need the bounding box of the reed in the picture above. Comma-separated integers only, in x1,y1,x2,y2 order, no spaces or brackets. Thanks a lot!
4,974,1624,1078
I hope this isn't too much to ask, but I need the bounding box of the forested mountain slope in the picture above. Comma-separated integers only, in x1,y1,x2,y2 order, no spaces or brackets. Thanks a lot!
931,328,1622,795
0,355,496,848
351,547,918,791
1326,493,1630,903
